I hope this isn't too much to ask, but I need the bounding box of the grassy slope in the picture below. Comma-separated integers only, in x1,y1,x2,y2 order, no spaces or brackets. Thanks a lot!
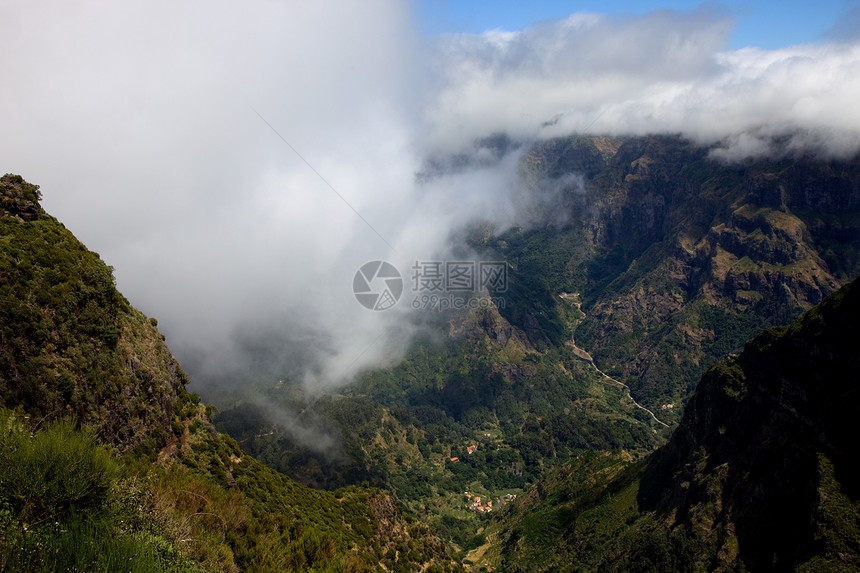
0,174,459,573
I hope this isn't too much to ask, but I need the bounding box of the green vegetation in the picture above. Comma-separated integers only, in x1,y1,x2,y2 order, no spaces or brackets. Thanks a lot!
4,130,860,571
0,411,202,573
215,312,660,553
0,175,460,572
0,173,190,454
520,135,860,415
214,136,860,561
0,415,117,523
490,226,583,348
796,455,860,572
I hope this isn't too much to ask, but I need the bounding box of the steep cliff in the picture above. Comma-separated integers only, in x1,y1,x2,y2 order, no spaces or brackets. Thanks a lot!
0,174,189,454
492,135,860,414
638,275,860,571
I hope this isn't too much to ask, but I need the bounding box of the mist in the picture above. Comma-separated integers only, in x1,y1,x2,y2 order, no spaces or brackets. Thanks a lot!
2,1,860,437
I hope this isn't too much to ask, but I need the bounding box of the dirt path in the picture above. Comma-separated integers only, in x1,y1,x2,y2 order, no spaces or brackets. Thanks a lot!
560,293,669,428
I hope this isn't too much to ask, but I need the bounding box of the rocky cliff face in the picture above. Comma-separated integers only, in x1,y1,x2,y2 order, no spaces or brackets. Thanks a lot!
515,135,860,412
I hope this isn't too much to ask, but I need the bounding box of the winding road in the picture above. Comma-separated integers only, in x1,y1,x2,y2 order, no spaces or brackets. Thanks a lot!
560,293,670,429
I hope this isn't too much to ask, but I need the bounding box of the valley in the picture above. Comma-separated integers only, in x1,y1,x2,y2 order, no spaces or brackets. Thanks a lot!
3,0,860,570
2,131,860,571
208,134,860,566
472,276,860,571
561,291,669,428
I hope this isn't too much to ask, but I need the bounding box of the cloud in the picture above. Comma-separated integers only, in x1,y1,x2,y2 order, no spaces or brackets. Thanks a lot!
2,1,860,433
429,9,860,159
425,8,733,150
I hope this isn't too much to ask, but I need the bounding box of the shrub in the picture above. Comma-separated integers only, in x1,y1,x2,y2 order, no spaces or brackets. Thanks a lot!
0,415,119,523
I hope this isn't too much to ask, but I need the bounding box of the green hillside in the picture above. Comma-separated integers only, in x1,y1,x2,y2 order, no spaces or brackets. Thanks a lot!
213,298,665,556
5,132,860,571
0,174,459,572
505,135,860,410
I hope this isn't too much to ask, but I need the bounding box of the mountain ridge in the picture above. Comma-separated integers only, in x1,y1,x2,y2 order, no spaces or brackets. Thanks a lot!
638,275,860,570
493,134,860,411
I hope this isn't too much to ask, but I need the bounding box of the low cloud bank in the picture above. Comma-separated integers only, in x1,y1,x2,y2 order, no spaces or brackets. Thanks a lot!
2,2,859,447
430,9,860,160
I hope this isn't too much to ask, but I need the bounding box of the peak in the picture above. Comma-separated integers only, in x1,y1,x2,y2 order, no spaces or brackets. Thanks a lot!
1,173,42,221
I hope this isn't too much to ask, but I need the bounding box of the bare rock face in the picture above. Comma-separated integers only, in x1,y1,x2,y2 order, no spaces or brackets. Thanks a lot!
1,173,41,220
521,135,860,411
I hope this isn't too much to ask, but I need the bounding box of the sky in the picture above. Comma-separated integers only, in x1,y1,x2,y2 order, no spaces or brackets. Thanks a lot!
417,0,860,50
2,1,860,433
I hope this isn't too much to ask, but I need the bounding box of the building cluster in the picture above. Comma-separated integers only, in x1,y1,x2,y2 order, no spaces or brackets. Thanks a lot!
463,492,516,513
450,444,478,463
660,403,674,410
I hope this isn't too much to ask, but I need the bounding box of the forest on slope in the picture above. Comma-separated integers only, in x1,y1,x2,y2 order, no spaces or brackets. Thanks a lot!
476,275,860,572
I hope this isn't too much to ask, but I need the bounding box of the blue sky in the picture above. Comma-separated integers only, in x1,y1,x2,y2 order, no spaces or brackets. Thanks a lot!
417,0,860,50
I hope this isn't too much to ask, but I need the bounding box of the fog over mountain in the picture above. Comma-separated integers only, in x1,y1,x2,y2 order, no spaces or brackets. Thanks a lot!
2,0,860,399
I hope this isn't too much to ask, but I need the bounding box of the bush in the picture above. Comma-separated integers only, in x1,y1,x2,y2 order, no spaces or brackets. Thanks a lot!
1,509,173,573
0,414,119,523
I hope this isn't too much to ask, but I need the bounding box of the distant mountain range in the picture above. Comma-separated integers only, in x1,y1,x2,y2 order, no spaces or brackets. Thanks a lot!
2,131,859,571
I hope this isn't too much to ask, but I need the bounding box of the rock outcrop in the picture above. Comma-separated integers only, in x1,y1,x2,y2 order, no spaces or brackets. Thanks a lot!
514,136,860,412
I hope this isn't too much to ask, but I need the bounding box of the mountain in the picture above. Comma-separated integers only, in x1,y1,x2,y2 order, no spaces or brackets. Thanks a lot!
211,134,860,555
477,276,860,572
7,131,856,571
0,174,460,572
1,174,191,455
493,134,860,412
212,300,662,557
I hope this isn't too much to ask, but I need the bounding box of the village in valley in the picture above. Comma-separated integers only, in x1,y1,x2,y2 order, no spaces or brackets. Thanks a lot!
447,438,518,513
463,491,517,513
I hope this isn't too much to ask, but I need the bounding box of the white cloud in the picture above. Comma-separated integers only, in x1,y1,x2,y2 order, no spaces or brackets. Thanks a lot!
426,8,734,150
428,9,860,159
1,1,859,405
